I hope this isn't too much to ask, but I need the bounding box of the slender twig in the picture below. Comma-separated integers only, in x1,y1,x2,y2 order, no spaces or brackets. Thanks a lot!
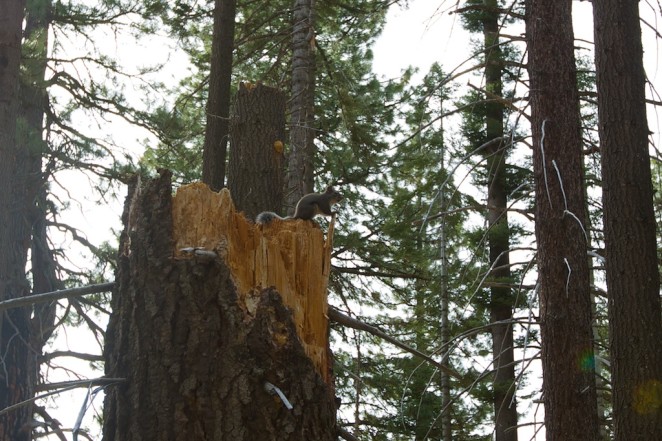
0,282,114,312
0,377,124,417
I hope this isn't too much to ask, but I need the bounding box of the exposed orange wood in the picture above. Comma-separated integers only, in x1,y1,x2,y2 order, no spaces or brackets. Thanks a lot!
171,183,332,382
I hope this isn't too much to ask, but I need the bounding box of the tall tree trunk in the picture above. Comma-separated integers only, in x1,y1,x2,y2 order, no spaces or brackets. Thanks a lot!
286,0,316,212
21,0,59,349
202,0,237,191
0,2,33,440
593,1,662,439
525,1,600,439
482,2,518,439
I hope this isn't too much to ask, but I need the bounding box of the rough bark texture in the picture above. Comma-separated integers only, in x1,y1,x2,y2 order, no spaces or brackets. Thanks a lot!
526,1,600,439
103,172,336,441
482,2,518,439
227,83,286,219
286,0,316,211
0,2,34,440
202,0,236,191
593,1,662,438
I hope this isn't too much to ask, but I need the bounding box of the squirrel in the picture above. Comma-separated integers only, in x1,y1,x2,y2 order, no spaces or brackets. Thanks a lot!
255,186,343,224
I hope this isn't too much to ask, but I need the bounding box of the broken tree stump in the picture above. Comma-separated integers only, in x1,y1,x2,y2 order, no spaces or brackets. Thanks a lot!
103,171,336,441
171,181,333,382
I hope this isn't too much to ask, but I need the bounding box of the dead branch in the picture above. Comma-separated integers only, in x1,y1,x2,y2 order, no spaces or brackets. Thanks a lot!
40,350,104,363
0,282,115,312
328,306,462,380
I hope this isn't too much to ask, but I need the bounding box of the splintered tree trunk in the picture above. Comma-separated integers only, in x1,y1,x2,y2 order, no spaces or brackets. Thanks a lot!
593,1,662,439
227,83,286,218
103,171,337,441
201,0,236,191
526,1,600,439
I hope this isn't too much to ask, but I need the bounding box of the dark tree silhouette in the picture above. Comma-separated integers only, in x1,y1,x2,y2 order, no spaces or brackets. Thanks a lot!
593,1,662,439
202,0,237,191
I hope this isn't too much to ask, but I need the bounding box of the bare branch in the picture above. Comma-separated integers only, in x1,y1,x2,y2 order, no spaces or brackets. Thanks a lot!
40,350,103,363
35,377,125,393
328,306,462,380
0,282,114,313
337,427,360,441
1,377,124,416
33,406,67,441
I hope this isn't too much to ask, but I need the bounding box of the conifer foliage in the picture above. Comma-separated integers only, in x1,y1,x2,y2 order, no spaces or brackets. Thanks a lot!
1,1,662,440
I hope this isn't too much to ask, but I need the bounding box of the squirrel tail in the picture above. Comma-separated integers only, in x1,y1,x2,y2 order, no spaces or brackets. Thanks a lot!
255,211,289,224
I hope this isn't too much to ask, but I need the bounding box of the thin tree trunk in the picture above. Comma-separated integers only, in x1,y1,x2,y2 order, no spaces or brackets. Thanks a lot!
439,159,452,441
482,2,518,439
593,1,662,439
586,226,608,440
525,1,600,439
286,0,316,211
202,0,236,191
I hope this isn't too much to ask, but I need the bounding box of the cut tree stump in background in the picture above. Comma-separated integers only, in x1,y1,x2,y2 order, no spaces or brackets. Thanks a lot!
227,82,286,219
103,170,337,441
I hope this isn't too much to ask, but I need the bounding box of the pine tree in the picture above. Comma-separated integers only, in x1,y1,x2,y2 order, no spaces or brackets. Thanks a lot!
457,2,524,438
593,1,662,438
526,0,600,438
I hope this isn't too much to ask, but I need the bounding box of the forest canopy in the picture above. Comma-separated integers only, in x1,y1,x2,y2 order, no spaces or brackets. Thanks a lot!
1,1,661,440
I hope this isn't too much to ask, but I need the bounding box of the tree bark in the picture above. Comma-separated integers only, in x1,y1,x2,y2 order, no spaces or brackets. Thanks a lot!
525,1,600,439
202,0,237,191
0,2,34,440
593,1,662,438
286,0,316,212
103,171,337,441
227,83,286,218
482,2,518,439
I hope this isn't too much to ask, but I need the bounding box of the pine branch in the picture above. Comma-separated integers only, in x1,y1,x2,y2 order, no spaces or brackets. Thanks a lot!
337,427,360,441
328,306,462,380
451,4,525,20
34,406,68,441
467,81,528,119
